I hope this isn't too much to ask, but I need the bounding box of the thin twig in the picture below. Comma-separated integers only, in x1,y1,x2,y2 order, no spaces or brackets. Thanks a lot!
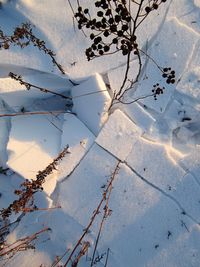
90,166,115,266
9,72,71,100
0,110,75,118
71,242,90,267
21,206,61,213
67,0,87,37
104,248,110,267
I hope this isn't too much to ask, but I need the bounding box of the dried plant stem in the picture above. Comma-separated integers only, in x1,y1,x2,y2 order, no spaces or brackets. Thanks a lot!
113,0,144,103
67,0,87,37
0,227,50,258
9,72,71,100
21,206,61,213
0,23,65,75
9,72,109,103
0,110,75,118
114,50,132,100
90,164,115,266
52,161,120,267
0,147,70,220
104,248,110,267
71,0,169,109
71,242,90,267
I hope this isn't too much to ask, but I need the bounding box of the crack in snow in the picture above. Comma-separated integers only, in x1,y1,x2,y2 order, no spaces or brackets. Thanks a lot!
96,142,200,226
124,161,200,226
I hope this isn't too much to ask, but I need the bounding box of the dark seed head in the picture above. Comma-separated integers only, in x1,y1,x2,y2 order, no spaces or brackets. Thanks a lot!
104,46,110,52
97,11,104,17
104,30,110,37
145,6,151,13
99,50,104,55
112,38,118,44
152,3,158,9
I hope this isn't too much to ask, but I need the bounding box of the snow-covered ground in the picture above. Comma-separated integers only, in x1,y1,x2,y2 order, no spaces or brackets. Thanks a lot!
0,0,200,266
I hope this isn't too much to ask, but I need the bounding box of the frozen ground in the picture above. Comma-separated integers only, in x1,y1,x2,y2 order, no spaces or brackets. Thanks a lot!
0,0,200,266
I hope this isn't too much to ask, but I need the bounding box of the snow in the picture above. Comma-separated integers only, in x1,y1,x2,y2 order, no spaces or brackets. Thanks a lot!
126,137,185,191
0,99,10,165
0,69,73,111
177,41,200,101
7,115,61,182
1,0,200,266
0,174,19,210
121,102,156,134
71,73,111,136
96,109,141,161
96,163,194,267
58,113,95,182
194,0,200,8
128,17,199,114
58,144,117,227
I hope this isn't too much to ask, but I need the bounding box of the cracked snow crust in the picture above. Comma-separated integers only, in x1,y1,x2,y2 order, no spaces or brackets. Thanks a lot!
0,1,200,266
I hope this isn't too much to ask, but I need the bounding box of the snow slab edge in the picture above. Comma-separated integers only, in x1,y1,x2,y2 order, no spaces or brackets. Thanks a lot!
6,115,61,196
71,73,111,136
57,113,95,182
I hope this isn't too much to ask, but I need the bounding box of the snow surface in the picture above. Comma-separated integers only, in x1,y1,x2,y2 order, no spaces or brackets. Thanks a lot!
0,0,200,266
96,109,141,161
58,113,95,182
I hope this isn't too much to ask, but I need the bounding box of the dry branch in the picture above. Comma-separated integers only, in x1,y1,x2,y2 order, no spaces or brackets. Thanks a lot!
71,0,170,108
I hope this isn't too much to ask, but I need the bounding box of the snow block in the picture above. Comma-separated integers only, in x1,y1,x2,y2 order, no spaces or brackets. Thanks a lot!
177,41,200,101
0,70,73,111
59,144,117,226
0,98,10,165
7,115,61,190
96,109,140,161
57,113,95,181
130,18,199,113
179,146,200,172
122,102,155,134
71,73,111,136
126,137,185,191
